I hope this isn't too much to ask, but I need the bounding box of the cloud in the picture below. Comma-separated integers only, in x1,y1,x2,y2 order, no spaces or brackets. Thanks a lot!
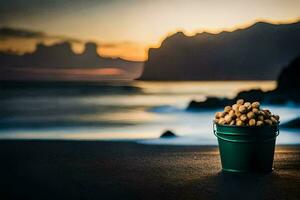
0,27,46,38
0,26,82,43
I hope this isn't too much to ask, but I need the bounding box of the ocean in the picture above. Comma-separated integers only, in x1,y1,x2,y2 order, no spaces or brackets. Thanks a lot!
1,81,299,145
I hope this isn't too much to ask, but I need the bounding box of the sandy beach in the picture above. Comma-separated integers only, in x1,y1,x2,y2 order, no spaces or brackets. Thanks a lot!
0,140,299,200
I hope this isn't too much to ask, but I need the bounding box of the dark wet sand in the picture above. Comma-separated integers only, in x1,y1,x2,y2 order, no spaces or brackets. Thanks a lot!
0,140,299,200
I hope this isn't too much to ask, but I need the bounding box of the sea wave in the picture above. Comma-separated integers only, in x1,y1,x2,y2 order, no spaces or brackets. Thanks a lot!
147,105,183,113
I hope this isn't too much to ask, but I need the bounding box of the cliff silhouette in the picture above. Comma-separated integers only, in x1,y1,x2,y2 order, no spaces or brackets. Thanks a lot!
277,55,300,92
139,21,300,80
187,54,300,111
0,42,143,80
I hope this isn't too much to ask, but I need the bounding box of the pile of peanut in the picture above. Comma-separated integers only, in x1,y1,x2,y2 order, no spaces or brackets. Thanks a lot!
214,99,280,126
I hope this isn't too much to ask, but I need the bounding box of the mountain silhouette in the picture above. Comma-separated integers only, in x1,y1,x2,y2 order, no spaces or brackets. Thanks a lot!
276,55,300,92
0,42,143,80
139,21,300,80
187,54,300,111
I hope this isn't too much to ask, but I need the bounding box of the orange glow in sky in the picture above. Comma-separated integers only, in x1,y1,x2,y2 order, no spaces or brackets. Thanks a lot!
1,67,127,81
66,68,123,76
27,68,124,77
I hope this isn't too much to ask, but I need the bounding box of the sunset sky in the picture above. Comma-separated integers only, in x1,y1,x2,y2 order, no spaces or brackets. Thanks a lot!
0,0,299,61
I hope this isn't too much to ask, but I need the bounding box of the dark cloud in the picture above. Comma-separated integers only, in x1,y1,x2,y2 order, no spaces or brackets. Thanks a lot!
0,26,82,43
0,27,46,38
0,0,127,23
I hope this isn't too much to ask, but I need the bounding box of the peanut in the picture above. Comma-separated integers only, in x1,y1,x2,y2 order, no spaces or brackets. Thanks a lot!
235,110,242,117
270,116,278,124
218,118,226,125
238,105,247,113
225,115,232,123
249,119,256,126
236,120,244,126
240,114,248,121
252,108,259,114
264,119,273,125
236,99,244,105
252,101,260,109
224,106,232,113
232,104,239,111
256,121,264,126
247,111,255,119
257,115,264,121
215,112,221,119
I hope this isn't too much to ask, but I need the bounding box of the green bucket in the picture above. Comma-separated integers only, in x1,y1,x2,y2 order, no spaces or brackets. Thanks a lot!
213,122,279,173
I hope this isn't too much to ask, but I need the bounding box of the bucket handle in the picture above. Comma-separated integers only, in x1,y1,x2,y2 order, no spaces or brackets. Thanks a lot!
213,123,279,143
